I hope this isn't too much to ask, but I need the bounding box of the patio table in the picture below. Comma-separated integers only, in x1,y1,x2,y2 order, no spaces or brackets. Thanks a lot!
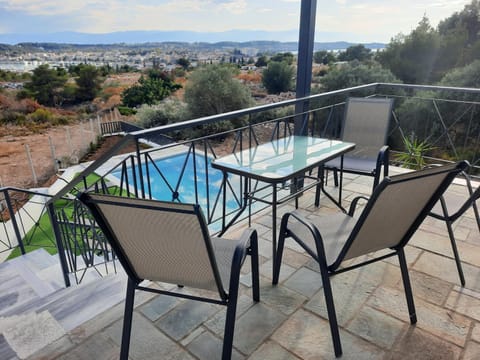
211,135,355,272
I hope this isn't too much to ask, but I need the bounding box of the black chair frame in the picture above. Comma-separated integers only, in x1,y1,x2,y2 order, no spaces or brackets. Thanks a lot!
79,193,260,360
273,161,467,357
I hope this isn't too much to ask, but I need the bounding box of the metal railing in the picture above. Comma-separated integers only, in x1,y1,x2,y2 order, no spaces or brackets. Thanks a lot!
0,187,56,255
37,82,480,286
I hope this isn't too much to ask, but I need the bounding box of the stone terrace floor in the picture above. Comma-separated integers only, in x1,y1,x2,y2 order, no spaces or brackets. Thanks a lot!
26,169,480,359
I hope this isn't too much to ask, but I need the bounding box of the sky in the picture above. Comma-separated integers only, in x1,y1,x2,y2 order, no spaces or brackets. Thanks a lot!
0,0,473,43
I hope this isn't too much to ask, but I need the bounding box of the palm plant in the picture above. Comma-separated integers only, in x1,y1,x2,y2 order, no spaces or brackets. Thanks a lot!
395,135,435,170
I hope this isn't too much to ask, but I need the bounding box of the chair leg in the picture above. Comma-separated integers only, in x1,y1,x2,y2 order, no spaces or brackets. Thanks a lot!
398,248,417,324
315,165,327,207
445,219,466,286
223,274,241,360
319,265,342,357
120,278,136,360
272,227,287,285
333,168,339,187
249,232,260,302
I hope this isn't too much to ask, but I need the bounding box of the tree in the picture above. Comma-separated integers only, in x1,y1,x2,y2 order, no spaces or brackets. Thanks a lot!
319,61,399,92
255,55,268,67
314,50,336,65
177,57,191,70
338,45,372,62
24,64,68,106
184,64,253,118
435,0,480,73
75,64,102,102
121,71,181,108
439,59,480,88
262,61,294,94
270,52,295,65
377,16,440,84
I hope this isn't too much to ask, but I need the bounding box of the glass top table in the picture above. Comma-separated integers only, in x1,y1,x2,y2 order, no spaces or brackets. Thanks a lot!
212,136,355,183
212,135,355,274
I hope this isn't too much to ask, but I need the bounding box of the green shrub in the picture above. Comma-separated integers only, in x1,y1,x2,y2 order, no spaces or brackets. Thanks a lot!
118,106,137,116
28,108,54,123
136,99,190,129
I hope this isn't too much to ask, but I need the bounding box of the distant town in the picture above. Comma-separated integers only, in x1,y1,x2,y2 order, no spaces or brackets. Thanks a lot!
0,40,385,73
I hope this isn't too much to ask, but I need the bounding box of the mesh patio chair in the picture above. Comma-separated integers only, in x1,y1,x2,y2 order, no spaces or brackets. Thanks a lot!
78,193,260,360
429,167,480,286
325,97,394,192
273,161,468,357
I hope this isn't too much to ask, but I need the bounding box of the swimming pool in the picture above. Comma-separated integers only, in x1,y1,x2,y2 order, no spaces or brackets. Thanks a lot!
111,152,241,225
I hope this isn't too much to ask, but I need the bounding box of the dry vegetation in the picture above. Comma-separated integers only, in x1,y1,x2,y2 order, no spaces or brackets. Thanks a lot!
0,73,142,189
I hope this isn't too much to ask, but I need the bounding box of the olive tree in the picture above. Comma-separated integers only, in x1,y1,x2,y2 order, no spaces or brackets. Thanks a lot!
262,61,294,94
184,64,253,117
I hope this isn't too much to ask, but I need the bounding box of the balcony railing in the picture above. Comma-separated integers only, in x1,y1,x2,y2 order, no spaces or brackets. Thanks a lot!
29,82,479,286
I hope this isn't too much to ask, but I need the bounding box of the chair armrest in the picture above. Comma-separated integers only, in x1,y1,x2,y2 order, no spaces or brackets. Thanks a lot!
237,227,258,252
280,211,327,262
376,145,390,177
348,196,369,216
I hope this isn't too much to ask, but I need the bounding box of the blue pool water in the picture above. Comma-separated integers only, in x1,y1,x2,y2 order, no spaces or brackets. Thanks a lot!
111,152,240,223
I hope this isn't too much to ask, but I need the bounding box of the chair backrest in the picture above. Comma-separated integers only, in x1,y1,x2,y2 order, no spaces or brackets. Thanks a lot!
78,193,226,297
331,161,468,269
431,170,480,219
341,97,394,158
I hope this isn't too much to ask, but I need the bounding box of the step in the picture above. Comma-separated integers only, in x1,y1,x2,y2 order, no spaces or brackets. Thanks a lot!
0,273,128,359
0,273,127,330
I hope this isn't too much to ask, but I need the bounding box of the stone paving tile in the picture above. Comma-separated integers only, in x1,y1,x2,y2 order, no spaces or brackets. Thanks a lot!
139,294,180,322
405,270,453,306
260,259,296,283
247,340,301,360
304,270,378,326
27,336,74,360
470,321,480,342
283,266,324,298
410,229,457,258
346,306,405,349
466,228,480,244
445,289,480,322
232,302,286,355
254,237,274,260
155,300,219,341
386,327,461,360
105,312,194,360
55,333,119,360
271,309,384,359
411,227,480,267
258,279,307,315
462,340,480,360
369,286,470,347
382,244,422,267
351,260,402,290
280,248,310,270
413,251,480,289
186,330,245,360
203,295,257,335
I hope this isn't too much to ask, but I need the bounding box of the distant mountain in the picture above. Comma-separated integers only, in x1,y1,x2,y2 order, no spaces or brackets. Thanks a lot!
0,30,385,50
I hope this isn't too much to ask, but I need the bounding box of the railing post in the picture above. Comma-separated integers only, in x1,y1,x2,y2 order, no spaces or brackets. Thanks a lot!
135,140,145,198
294,0,317,136
47,202,71,287
4,190,26,255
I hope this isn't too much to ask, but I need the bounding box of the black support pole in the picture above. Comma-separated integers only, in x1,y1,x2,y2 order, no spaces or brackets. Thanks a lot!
294,0,317,136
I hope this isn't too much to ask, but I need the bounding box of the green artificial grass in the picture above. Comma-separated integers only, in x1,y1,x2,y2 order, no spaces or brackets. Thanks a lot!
6,173,119,260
